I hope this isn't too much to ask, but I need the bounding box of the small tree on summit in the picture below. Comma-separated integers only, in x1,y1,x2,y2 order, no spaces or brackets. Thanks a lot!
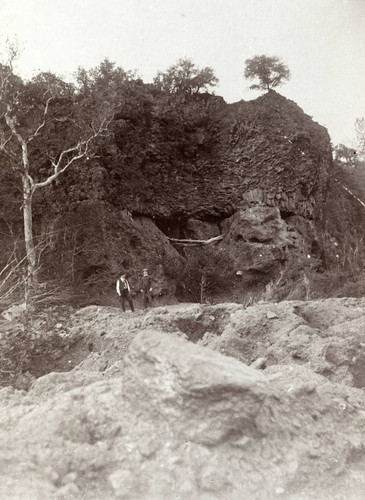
244,55,290,92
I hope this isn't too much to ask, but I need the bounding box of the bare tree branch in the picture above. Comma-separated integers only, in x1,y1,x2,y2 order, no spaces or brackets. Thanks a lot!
33,117,111,191
4,107,35,191
0,46,113,292
26,96,54,144
0,132,17,163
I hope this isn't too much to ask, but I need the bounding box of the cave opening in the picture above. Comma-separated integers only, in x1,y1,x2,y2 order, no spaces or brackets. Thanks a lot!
154,214,227,240
154,216,187,239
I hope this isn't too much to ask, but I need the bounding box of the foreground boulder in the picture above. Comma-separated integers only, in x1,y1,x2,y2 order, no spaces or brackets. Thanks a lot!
1,326,365,499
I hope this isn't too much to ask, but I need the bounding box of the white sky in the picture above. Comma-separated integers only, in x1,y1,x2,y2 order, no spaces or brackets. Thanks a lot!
1,0,365,147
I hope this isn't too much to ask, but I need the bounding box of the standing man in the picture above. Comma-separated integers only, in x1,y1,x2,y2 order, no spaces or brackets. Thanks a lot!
116,274,134,312
140,268,153,309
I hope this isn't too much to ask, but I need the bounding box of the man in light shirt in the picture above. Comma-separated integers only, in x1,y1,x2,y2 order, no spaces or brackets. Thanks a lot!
116,274,134,312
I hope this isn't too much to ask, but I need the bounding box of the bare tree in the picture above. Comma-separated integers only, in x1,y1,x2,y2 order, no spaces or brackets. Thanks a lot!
0,44,112,302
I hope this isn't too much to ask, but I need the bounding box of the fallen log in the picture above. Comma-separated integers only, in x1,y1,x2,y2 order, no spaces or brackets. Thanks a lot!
168,235,223,246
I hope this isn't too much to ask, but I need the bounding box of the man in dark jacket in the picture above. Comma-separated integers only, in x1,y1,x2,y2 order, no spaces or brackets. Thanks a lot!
140,268,153,309
116,274,134,312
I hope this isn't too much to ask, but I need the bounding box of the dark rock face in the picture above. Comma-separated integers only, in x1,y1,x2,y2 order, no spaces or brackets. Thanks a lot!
13,90,362,302
101,91,331,220
220,92,331,218
220,206,297,273
40,200,184,304
35,91,330,219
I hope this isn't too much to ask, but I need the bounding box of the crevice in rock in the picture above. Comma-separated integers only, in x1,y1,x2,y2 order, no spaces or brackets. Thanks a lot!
154,216,187,239
153,214,226,240
280,209,297,220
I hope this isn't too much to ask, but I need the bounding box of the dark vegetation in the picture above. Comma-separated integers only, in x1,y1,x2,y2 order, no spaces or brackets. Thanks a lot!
175,247,233,304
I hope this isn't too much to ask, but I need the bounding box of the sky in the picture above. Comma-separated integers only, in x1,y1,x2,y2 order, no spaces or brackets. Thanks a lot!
1,0,365,147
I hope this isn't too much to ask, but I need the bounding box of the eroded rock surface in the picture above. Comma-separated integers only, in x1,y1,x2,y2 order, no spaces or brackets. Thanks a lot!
220,206,296,273
2,299,365,499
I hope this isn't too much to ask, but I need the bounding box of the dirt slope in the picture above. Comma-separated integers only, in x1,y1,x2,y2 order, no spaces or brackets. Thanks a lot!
1,298,365,499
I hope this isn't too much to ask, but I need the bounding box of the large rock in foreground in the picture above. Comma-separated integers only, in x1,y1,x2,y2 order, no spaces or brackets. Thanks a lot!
1,326,365,499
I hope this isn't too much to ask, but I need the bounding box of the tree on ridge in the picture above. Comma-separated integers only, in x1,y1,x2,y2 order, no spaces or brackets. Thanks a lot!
244,55,290,92
153,58,218,96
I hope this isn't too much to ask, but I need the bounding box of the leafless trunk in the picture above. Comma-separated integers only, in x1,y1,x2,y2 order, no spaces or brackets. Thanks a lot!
22,175,36,280
3,104,110,303
200,274,208,304
22,177,36,309
4,111,38,302
0,49,111,308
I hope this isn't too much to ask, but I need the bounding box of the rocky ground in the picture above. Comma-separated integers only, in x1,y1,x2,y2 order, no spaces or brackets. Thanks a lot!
1,297,365,499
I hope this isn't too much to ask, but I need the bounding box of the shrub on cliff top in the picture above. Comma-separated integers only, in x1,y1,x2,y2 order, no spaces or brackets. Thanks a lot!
244,55,290,92
153,58,218,96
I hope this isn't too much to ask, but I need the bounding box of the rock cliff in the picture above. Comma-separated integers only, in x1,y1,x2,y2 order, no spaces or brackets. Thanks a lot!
103,90,331,220
3,90,364,303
